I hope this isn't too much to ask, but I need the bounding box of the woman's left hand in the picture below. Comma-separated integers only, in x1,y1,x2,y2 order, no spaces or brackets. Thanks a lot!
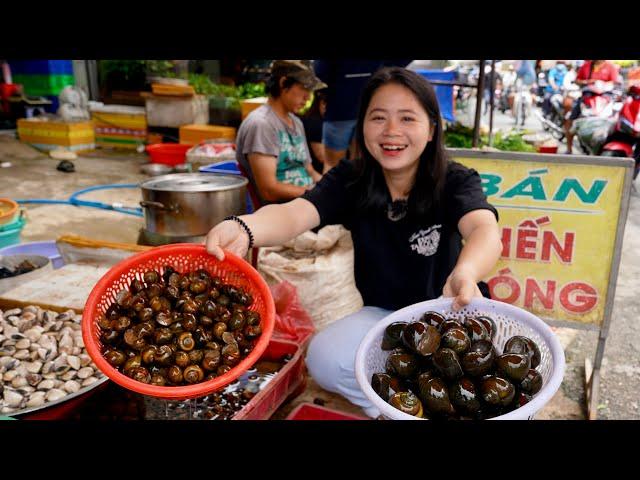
442,267,483,312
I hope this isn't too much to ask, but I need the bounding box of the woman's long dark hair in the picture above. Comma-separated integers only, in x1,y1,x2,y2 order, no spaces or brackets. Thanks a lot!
351,67,449,218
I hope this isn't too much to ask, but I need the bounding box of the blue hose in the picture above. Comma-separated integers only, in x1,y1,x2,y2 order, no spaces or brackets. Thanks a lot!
16,183,143,217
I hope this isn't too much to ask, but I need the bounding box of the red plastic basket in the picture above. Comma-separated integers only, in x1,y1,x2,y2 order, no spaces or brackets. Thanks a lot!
145,143,191,166
285,403,367,421
81,244,275,400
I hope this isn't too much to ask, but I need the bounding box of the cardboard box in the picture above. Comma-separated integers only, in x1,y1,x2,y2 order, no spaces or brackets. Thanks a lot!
17,117,95,152
179,124,236,145
144,93,209,128
240,97,268,120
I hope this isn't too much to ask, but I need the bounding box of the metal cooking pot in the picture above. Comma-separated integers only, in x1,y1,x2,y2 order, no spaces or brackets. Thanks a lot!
139,173,248,237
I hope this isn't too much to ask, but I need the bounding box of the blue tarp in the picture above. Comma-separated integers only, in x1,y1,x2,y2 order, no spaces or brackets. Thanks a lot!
415,69,455,122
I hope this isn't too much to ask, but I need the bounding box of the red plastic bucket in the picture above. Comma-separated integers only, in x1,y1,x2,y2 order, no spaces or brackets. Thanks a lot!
537,145,558,154
145,143,191,166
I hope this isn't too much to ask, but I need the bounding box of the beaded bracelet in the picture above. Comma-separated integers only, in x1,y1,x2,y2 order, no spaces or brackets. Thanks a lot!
224,215,255,249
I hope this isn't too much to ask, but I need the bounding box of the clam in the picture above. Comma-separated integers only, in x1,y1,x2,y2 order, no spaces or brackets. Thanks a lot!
53,355,70,374
66,355,81,370
14,349,30,360
0,345,17,357
81,377,98,387
61,370,77,381
45,388,67,402
22,327,43,342
25,361,43,374
26,373,42,386
63,380,81,394
3,389,23,407
79,354,92,367
26,391,46,408
77,367,94,379
37,379,56,390
11,376,28,388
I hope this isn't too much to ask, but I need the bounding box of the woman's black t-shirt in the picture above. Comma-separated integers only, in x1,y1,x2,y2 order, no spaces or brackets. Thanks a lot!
301,159,499,311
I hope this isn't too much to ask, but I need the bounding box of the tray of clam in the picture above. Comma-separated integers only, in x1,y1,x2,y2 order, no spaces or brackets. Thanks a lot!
0,305,107,418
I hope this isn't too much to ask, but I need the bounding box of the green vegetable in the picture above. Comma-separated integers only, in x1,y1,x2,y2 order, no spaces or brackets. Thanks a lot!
443,122,535,152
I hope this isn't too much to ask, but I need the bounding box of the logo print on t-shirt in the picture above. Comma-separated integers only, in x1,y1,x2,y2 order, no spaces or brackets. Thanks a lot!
409,225,441,257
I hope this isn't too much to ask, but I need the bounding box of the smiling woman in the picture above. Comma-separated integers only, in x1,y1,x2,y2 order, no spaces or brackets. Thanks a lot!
204,67,502,417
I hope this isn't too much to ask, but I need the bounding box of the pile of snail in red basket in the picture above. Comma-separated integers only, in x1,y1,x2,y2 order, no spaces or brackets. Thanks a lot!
371,311,543,419
97,266,263,387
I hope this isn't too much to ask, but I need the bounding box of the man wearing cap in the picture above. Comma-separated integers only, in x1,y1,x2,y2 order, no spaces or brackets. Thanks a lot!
235,60,327,206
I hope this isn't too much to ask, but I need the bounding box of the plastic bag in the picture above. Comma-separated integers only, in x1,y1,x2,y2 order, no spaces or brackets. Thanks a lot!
270,280,315,347
573,117,615,153
258,226,364,331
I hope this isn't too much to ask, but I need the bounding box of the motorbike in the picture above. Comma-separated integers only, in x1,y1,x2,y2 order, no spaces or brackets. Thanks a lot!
535,88,567,141
512,79,534,127
600,84,640,179
572,81,624,155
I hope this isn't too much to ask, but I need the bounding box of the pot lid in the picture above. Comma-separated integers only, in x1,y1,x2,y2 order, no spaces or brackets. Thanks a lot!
140,173,248,192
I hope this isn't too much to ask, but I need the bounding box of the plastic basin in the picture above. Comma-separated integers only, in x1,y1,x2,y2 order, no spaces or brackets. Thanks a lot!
0,241,64,269
146,143,191,166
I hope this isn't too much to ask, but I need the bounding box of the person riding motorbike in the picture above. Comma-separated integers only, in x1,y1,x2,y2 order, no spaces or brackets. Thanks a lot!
512,60,536,126
564,60,622,153
542,61,567,116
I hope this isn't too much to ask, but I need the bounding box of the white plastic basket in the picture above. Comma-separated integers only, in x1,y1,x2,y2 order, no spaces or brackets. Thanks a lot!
355,297,565,420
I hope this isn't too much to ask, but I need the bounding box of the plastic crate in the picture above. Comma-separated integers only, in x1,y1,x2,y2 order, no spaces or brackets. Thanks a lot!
286,403,367,420
12,74,75,97
8,60,74,76
43,95,59,114
17,118,95,152
233,338,306,420
199,160,241,175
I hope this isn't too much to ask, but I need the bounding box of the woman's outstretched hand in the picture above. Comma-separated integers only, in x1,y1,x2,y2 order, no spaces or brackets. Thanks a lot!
204,220,250,261
442,267,484,311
